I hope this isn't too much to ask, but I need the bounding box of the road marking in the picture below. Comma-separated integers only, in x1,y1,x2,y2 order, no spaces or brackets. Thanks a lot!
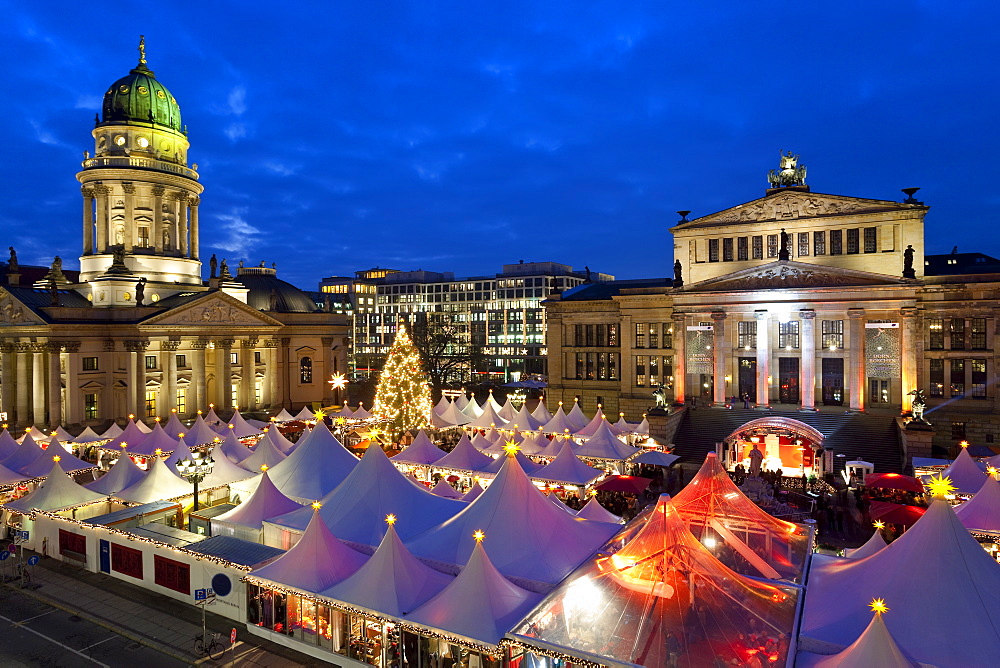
0,611,110,667
17,609,55,624
83,636,117,650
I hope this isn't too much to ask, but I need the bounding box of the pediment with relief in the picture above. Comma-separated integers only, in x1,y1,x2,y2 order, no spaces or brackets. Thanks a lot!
683,191,919,228
687,260,911,292
141,293,281,328
0,289,45,326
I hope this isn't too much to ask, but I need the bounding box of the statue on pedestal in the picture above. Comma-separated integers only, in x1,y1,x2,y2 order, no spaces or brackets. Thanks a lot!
903,245,916,279
7,247,18,273
779,228,791,261
672,259,683,288
748,443,764,477
767,151,808,188
209,254,218,279
135,277,147,306
907,389,931,426
652,384,667,408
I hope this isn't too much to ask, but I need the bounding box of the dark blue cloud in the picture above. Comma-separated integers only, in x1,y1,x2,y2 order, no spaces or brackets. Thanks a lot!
3,1,999,285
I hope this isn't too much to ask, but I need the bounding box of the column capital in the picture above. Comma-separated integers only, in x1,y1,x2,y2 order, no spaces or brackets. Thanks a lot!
848,309,866,319
755,310,769,321
92,184,112,196
240,338,259,349
161,340,182,351
14,342,32,353
62,341,81,353
29,342,48,353
799,309,816,320
0,341,17,353
900,307,918,318
175,191,190,202
215,339,236,349
189,196,200,207
81,186,95,198
151,185,166,197
190,338,211,350
263,339,280,349
45,342,63,354
103,339,117,352
321,337,336,347
710,312,727,322
280,337,292,346
124,339,150,352
122,182,136,195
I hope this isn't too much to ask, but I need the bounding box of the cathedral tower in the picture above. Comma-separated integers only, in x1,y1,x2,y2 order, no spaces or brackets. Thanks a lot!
77,37,203,289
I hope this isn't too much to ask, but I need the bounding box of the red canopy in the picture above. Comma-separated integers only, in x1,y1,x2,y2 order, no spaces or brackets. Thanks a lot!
864,472,924,493
869,500,926,526
595,475,651,494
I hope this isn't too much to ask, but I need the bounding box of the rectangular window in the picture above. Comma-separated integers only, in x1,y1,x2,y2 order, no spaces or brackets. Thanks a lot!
595,324,606,347
608,324,619,347
663,356,673,389
814,230,826,255
82,356,99,371
585,324,595,347
767,234,778,258
830,229,843,255
929,359,944,397
797,232,809,257
950,358,965,397
952,422,967,441
586,352,596,380
648,324,658,349
255,351,262,364
635,323,646,349
649,356,659,386
737,237,749,261
574,324,583,347
597,352,606,380
230,352,238,365
144,355,157,370
145,390,156,418
175,354,186,368
635,355,647,387
722,238,734,262
112,543,144,580
575,352,584,380
58,529,86,558
972,359,987,398
821,320,844,350
231,383,238,407
255,380,263,405
176,389,186,414
662,323,673,349
864,227,877,253
153,555,190,595
950,318,966,350
752,236,763,260
708,238,720,262
137,227,150,248
778,321,800,349
847,228,860,254
972,318,987,350
928,319,944,350
84,393,98,420
608,353,618,380
738,321,757,351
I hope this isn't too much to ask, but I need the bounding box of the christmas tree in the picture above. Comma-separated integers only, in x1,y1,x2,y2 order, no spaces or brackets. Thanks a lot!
373,321,433,439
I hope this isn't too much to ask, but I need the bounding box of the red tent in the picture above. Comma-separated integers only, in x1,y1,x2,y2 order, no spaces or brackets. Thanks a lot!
869,500,926,526
864,472,924,493
595,474,651,494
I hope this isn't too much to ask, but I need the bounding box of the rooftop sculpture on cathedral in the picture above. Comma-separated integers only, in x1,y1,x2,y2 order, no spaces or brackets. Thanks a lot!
767,150,808,188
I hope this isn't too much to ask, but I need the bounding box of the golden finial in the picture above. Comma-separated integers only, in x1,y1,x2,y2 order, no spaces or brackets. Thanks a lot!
209,403,214,408
178,432,185,438
385,514,397,525
988,465,998,477
52,455,61,462
171,408,177,413
960,440,969,448
260,464,268,472
311,501,322,511
213,437,221,443
138,35,146,66
473,530,485,543
228,423,235,429
869,598,889,616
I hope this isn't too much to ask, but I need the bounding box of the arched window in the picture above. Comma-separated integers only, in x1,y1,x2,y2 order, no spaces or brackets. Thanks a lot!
299,357,313,384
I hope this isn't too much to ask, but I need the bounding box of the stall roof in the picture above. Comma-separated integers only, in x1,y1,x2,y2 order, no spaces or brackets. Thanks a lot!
130,523,207,548
85,500,179,525
187,535,285,568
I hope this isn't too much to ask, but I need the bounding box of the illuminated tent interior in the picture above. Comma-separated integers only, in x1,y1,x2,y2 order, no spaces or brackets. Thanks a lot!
19,437,93,477
511,494,801,668
670,453,811,582
723,417,825,477
85,451,146,495
3,458,107,514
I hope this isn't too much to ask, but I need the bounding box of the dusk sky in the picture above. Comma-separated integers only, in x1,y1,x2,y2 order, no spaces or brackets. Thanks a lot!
4,2,999,288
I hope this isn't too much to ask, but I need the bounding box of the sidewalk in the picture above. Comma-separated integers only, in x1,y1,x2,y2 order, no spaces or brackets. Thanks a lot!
3,550,320,667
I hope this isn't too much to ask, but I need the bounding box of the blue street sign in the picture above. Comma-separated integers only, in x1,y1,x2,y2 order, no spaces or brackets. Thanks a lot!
0,551,9,561
27,555,39,566
19,531,29,540
194,588,206,600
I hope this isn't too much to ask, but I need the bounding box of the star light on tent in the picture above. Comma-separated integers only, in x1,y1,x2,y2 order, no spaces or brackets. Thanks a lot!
926,474,957,498
311,501,323,510
335,416,347,426
473,529,485,543
328,373,348,391
52,455,61,462
503,440,521,456
385,514,397,525
260,464,269,472
873,520,885,530
869,598,889,615
154,448,162,456
314,409,326,421
988,466,999,477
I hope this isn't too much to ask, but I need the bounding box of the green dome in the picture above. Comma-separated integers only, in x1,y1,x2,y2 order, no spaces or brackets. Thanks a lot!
101,63,182,132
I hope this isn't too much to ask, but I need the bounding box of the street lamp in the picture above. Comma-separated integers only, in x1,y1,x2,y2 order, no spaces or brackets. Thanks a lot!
175,448,215,512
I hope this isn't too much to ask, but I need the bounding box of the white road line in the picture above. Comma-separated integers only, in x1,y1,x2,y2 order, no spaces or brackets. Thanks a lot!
17,609,56,623
0,611,111,667
83,636,117,650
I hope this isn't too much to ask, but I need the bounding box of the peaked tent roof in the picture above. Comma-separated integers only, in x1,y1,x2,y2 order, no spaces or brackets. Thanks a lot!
574,420,640,462
218,429,254,463
323,522,453,618
262,426,296,454
533,440,603,486
575,407,613,437
85,453,146,496
294,405,316,421
462,480,485,502
274,408,295,422
510,495,800,668
541,405,575,435
485,390,504,414
269,443,463,546
0,428,19,460
936,446,987,494
460,396,484,419
565,401,591,432
813,612,915,668
238,431,288,473
434,434,494,473
507,405,544,431
3,459,107,513
954,475,1000,532
408,452,619,585
185,414,223,447
433,396,451,416
634,416,650,435
577,497,622,523
0,461,27,486
498,398,518,421
470,431,496,453
214,471,304,530
2,434,44,472
531,399,552,424
227,409,263,439
18,425,48,443
391,430,447,466
408,539,541,647
436,400,471,427
127,422,181,457
669,453,810,581
264,423,358,502
100,422,124,440
845,530,888,559
201,446,257,488
54,426,74,442
430,479,466,500
516,431,547,456
204,406,224,428
465,402,508,429
351,404,372,419
114,456,193,503
536,434,568,459
454,393,471,413
103,419,149,452
72,426,104,444
802,498,1000,667
135,419,153,434
19,437,93,477
479,448,543,476
164,412,187,440
162,435,193,471
250,509,367,594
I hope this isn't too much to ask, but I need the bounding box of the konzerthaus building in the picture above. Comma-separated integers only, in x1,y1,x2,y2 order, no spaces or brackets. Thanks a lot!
546,155,1000,453
0,41,348,428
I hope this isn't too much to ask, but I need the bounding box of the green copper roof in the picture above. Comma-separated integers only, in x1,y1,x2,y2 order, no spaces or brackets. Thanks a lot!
101,41,182,132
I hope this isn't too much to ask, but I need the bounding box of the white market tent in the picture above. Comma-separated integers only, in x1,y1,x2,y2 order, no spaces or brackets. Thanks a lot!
932,446,987,495
250,509,367,593
531,398,552,424
0,428,21,460
114,456,193,503
126,422,181,457
430,480,465,500
72,426,105,444
844,530,888,559
576,497,622,524
135,419,153,434
564,400,591,432
954,475,1000,532
433,396,451,416
264,423,359,502
204,406,224,428
507,405,544,432
185,414,223,447
460,397,484,420
162,435,194,472
227,409,263,439
454,393,471,414
351,404,372,419
85,454,146,496
634,416,650,435
407,538,541,648
391,430,447,466
462,481,485,502
536,434,568,459
469,431,495,453
3,458,108,514
484,391,504,415
100,422,124,440
498,398,518,422
547,492,577,516
532,440,603,486
164,412,187,439
200,446,257,488
267,444,464,548
273,408,296,422
434,435,493,474
810,612,916,668
238,432,288,473
262,426,297,454
575,420,640,462
435,400,471,427
17,425,49,443
465,403,508,430
2,434,45,473
541,405,574,436
103,419,149,452
575,407,613,437
801,498,1000,667
407,451,619,585
217,429,254,463
53,426,75,442
479,449,543,476
0,461,27,486
323,520,453,618
213,471,304,542
294,406,316,421
19,437,93,477
516,431,548,456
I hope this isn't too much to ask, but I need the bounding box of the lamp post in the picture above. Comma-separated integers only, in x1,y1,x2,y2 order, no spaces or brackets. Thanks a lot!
175,448,215,512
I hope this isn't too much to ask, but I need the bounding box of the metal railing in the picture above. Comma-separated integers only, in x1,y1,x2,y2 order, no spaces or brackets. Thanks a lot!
82,156,199,180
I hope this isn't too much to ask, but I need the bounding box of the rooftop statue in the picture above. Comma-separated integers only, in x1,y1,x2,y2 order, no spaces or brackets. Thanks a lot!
768,150,808,188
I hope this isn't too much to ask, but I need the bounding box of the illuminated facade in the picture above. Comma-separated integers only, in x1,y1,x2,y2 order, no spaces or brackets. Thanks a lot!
0,41,348,427
546,162,1000,453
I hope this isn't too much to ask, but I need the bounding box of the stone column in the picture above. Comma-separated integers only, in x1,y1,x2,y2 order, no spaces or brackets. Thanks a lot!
122,183,135,249
711,312,727,406
178,193,190,258
47,343,62,427
217,339,235,410
63,342,80,424
162,340,181,414
800,310,817,410
265,339,279,408
848,309,866,412
240,339,257,410
152,186,165,255
189,197,200,261
0,345,14,422
102,340,116,421
279,338,291,408
322,337,336,406
124,340,148,418
671,313,687,404
191,339,209,414
32,344,46,425
81,187,95,255
755,311,770,408
15,344,30,427
94,185,110,254
901,308,918,413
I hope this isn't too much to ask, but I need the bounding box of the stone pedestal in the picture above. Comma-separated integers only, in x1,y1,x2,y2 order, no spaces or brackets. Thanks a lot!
898,417,935,467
